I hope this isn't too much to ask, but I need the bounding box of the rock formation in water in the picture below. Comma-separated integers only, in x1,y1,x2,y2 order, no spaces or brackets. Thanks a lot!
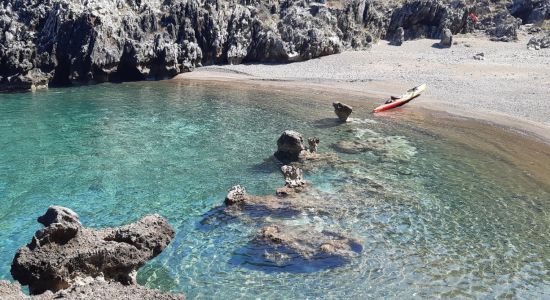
281,165,306,188
252,224,363,264
332,102,353,122
307,137,319,153
10,206,180,298
274,130,307,162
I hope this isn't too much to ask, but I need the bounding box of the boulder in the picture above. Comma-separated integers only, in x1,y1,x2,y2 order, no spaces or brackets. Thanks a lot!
307,137,320,153
390,27,405,46
487,12,522,42
439,28,453,47
31,206,82,248
274,130,307,162
387,0,469,40
332,102,353,122
224,185,249,206
510,0,550,24
11,207,175,295
527,34,550,50
281,165,306,188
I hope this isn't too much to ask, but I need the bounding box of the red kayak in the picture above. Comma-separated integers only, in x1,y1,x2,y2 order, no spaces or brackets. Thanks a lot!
373,84,427,113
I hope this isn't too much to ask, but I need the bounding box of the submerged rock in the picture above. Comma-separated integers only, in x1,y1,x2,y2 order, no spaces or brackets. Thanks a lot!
11,206,175,296
331,136,417,162
274,130,307,162
251,225,363,267
332,102,353,122
225,185,248,206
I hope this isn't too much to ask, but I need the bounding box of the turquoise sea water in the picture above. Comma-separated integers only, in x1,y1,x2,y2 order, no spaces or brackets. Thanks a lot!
0,81,549,298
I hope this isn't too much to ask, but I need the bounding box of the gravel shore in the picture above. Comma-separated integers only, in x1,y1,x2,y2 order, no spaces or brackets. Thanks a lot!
175,33,550,140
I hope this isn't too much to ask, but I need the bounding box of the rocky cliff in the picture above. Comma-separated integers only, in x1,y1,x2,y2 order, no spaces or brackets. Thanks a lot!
0,0,547,91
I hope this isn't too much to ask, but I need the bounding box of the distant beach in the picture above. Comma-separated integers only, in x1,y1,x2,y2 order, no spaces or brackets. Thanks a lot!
175,34,550,143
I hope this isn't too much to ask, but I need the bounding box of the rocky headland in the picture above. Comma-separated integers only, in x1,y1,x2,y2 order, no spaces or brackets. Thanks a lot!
2,0,548,91
3,206,184,299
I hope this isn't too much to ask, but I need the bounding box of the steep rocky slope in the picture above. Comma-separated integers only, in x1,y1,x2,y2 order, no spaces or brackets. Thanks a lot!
0,0,546,91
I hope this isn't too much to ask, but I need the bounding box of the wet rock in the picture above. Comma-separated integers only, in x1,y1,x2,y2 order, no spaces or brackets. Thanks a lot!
332,102,353,122
390,27,405,46
251,225,362,267
510,0,550,24
439,28,453,47
11,207,175,295
30,206,82,248
274,130,307,162
281,165,306,188
307,137,320,153
225,185,249,206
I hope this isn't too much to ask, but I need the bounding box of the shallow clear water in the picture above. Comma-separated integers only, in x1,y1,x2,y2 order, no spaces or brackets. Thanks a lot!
0,81,549,298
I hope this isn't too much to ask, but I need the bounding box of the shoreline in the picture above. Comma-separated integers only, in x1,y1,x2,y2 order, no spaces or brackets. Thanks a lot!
173,66,550,146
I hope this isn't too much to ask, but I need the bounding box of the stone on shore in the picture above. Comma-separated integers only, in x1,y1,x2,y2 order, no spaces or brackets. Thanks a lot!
274,130,307,162
11,206,176,296
527,34,550,50
440,28,453,47
390,27,405,46
332,102,353,122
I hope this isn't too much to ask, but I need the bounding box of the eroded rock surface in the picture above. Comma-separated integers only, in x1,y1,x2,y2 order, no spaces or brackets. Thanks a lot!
281,165,306,188
0,0,386,91
440,28,453,47
307,137,320,153
332,102,353,122
0,278,184,300
251,225,363,266
11,206,175,296
274,130,307,162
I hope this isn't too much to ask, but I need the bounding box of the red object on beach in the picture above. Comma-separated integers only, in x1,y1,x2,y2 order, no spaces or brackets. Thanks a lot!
372,97,416,113
469,12,479,23
372,83,427,113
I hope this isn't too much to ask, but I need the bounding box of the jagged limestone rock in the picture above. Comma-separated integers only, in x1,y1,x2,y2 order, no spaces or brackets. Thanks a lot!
11,207,175,296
